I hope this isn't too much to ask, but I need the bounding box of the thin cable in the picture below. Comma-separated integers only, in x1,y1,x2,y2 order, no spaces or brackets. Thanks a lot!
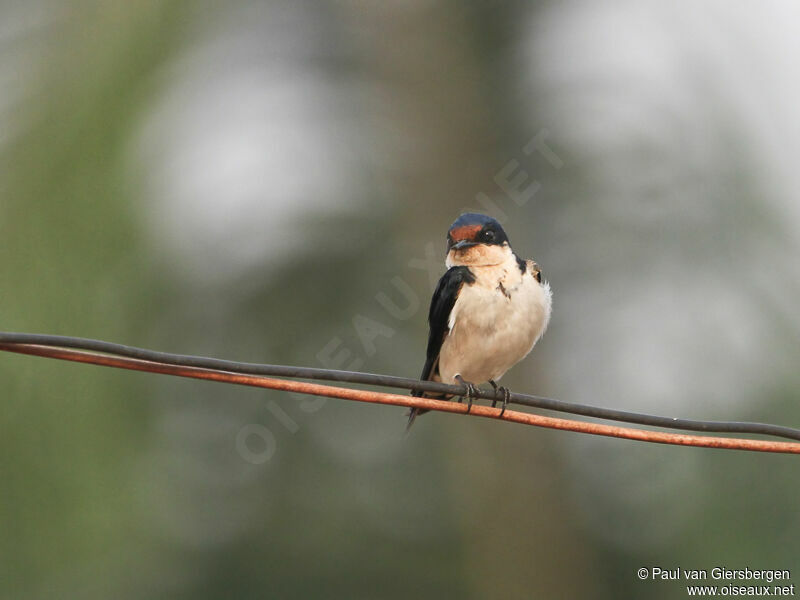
1,331,799,441
2,342,799,454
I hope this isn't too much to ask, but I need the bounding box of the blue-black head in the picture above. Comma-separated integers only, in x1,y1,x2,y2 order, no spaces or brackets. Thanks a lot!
446,213,509,251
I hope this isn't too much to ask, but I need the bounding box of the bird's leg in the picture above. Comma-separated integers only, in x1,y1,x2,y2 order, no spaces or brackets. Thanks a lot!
454,375,478,413
489,379,511,417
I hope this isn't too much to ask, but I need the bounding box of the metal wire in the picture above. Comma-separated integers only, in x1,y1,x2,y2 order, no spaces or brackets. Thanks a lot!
1,331,799,442
3,342,799,454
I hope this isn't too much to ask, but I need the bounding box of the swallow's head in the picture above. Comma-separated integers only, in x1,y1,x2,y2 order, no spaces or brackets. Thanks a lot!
446,213,511,267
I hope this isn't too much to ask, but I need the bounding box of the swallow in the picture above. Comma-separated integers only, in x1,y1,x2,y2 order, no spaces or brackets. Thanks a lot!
407,213,552,430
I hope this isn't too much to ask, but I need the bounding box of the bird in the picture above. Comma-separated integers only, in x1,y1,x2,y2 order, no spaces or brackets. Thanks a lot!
407,212,552,430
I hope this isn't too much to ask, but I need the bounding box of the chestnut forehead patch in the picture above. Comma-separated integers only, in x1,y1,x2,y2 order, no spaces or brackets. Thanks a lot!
449,224,482,240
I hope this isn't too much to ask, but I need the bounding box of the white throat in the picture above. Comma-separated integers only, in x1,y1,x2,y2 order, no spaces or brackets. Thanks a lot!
446,242,513,269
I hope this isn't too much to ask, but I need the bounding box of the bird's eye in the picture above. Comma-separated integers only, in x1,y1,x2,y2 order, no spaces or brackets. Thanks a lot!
482,229,495,242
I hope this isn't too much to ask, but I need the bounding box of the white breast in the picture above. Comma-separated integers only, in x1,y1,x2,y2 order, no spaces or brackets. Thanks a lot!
437,258,551,385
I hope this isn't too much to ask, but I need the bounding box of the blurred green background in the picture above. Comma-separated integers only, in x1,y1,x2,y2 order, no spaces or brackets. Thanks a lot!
1,2,799,598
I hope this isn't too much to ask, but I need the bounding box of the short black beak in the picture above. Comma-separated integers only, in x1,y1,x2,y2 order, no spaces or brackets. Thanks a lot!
450,239,477,251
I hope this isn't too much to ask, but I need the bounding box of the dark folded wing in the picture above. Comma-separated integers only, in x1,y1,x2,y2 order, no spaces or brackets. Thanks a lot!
407,266,476,430
412,266,476,397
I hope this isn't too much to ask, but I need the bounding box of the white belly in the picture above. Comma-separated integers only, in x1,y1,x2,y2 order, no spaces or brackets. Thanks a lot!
438,266,551,385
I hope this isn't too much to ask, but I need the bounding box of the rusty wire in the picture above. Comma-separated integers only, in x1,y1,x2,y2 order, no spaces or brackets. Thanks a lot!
1,336,799,454
1,332,800,441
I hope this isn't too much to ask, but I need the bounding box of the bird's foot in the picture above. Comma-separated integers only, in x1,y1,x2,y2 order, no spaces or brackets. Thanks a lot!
455,375,478,413
489,380,500,407
489,380,511,417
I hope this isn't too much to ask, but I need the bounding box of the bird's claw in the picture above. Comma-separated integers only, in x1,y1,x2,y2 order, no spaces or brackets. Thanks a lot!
499,386,510,417
455,375,478,413
490,380,511,417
